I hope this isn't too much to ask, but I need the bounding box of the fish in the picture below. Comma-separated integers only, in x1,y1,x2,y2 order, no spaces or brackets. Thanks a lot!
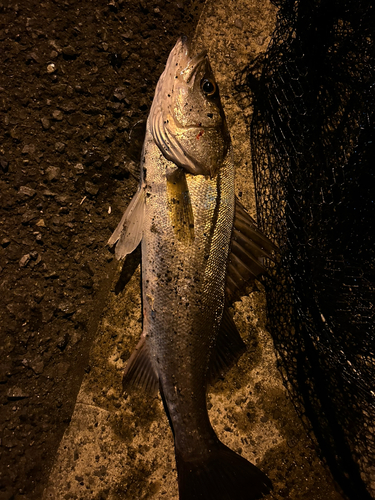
108,36,275,500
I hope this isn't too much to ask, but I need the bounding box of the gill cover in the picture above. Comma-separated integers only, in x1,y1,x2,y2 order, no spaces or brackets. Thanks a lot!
149,37,230,177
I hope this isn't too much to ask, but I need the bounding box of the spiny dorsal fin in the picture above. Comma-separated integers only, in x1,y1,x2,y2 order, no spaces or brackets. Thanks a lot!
225,198,277,303
207,306,246,385
107,184,145,259
122,333,159,397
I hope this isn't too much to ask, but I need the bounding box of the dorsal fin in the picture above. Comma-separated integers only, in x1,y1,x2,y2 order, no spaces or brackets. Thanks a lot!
225,199,277,303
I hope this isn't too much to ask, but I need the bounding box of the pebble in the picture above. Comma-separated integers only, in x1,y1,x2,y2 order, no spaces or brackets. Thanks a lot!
97,115,105,128
46,165,61,181
58,301,76,317
7,387,28,400
57,332,70,350
117,116,130,130
105,126,116,141
52,110,63,121
47,63,57,73
19,254,31,268
36,219,46,227
30,357,44,375
0,156,9,172
19,186,36,197
41,117,50,130
22,144,36,154
85,181,99,196
234,18,243,29
113,87,127,102
74,163,84,175
107,102,124,115
21,210,39,224
122,30,133,40
62,45,78,58
55,142,65,153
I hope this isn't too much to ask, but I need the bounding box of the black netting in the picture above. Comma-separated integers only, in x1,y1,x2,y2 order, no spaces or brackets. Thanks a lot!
243,0,375,498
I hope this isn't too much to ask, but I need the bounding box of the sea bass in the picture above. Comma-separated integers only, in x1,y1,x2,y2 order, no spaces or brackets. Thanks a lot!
108,37,275,500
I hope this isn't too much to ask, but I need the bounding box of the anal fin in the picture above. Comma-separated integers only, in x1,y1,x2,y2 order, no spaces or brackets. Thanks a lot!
208,306,246,385
122,333,159,397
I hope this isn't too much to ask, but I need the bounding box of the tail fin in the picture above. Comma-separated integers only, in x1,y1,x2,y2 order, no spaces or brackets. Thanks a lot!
175,440,272,500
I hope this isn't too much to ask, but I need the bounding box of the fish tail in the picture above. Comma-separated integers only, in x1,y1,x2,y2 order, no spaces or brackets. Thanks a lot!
175,439,272,500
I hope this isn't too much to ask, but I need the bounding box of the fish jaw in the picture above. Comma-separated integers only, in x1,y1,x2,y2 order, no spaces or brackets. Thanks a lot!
149,37,230,177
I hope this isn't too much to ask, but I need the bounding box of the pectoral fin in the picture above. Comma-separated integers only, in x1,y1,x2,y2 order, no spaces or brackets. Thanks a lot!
226,199,277,302
166,168,195,244
107,185,145,259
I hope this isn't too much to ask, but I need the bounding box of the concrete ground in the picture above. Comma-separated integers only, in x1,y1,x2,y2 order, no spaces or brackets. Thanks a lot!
42,1,346,499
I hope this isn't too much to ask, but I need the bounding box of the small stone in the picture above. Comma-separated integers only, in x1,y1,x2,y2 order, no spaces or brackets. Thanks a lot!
113,87,127,102
58,301,76,317
57,332,70,350
107,102,124,115
0,156,9,172
62,45,78,58
28,51,40,63
74,163,84,175
61,102,76,113
234,18,243,29
7,387,28,400
19,254,31,268
36,219,46,227
47,63,57,73
43,189,57,197
30,251,39,261
19,186,36,197
50,50,58,59
30,357,44,374
10,128,21,141
44,270,59,279
21,210,39,224
85,181,99,196
52,110,63,121
22,144,36,154
1,237,10,248
97,115,105,127
117,116,130,130
122,30,133,40
55,362,69,378
105,126,116,141
46,165,60,181
41,117,50,130
55,142,65,153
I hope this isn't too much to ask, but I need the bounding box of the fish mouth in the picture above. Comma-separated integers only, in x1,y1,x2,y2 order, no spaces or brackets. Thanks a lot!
178,35,208,83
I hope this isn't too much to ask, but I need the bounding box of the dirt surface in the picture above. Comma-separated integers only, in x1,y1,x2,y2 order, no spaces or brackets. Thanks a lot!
0,1,205,499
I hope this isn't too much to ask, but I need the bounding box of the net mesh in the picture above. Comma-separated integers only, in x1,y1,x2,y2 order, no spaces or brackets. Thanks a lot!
243,0,375,498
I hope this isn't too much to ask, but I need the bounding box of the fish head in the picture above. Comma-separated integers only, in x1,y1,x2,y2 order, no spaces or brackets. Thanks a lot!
149,36,230,177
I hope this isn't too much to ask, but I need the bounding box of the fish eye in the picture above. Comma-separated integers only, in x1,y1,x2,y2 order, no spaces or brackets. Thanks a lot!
201,78,216,97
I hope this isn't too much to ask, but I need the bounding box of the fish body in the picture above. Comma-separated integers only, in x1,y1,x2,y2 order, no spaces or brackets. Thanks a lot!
109,37,274,500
